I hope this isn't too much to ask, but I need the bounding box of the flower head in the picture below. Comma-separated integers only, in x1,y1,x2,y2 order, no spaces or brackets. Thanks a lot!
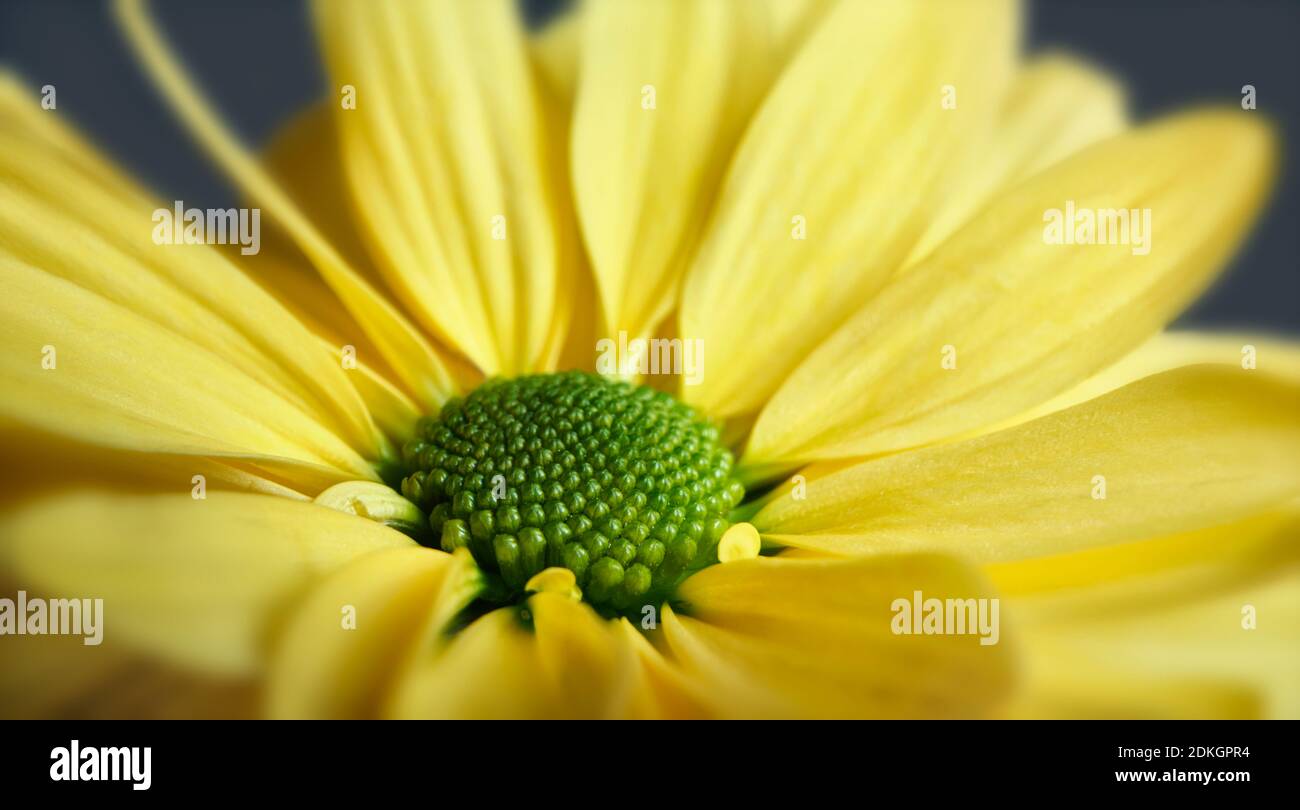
1,0,1297,720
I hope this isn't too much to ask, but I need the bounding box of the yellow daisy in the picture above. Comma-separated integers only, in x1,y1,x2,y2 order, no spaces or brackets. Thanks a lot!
1,0,1297,720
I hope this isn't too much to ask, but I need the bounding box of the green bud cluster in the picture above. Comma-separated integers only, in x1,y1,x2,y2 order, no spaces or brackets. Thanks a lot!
400,372,744,611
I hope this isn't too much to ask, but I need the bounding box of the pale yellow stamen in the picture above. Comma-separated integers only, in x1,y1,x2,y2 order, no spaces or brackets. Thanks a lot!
718,522,761,563
314,481,425,529
525,567,582,602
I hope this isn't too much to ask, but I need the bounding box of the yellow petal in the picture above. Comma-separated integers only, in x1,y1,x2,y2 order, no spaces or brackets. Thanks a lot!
907,52,1127,264
255,105,413,386
755,366,1300,561
1007,642,1263,719
0,491,412,676
537,0,822,110
680,0,1019,417
612,618,713,719
315,336,422,446
259,103,384,294
665,553,1015,718
0,628,257,719
747,109,1277,465
989,510,1300,716
998,330,1300,431
536,96,588,376
312,0,562,376
1006,562,1300,719
386,593,647,719
113,0,455,408
258,104,488,398
0,259,377,491
531,1,583,104
0,74,390,465
0,427,311,506
267,546,479,719
383,608,528,719
986,512,1300,602
573,0,824,348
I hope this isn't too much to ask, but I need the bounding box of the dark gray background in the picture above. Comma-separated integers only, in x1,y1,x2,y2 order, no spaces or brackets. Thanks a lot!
1,0,1295,332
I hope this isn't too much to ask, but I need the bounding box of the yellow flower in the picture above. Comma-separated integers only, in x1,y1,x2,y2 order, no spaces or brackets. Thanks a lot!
1,0,1297,719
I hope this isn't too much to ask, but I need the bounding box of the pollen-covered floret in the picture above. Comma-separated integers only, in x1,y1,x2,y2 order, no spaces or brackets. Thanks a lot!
400,372,745,611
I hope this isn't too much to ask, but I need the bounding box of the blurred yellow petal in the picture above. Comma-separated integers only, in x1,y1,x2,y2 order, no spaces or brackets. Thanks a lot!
0,75,389,464
613,619,713,719
987,512,1299,602
0,597,165,719
0,627,256,720
755,366,1300,561
999,330,1300,431
665,553,1015,718
538,0,822,112
387,608,538,719
1007,644,1262,720
989,511,1300,717
258,104,487,398
0,259,377,491
1007,563,1300,719
259,103,381,294
313,0,562,376
573,0,820,348
113,0,455,408
255,104,405,378
996,52,1126,178
0,491,412,676
387,593,653,719
535,100,588,376
267,546,479,719
908,52,1127,263
747,110,1277,465
681,0,1019,417
531,1,583,103
0,427,311,507
313,337,422,446
528,594,645,717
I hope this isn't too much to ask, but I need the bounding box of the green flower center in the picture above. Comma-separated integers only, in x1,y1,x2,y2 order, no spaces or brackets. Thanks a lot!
400,372,745,612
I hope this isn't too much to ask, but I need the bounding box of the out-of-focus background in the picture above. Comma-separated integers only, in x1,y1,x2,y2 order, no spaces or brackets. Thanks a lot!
1,0,1295,331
